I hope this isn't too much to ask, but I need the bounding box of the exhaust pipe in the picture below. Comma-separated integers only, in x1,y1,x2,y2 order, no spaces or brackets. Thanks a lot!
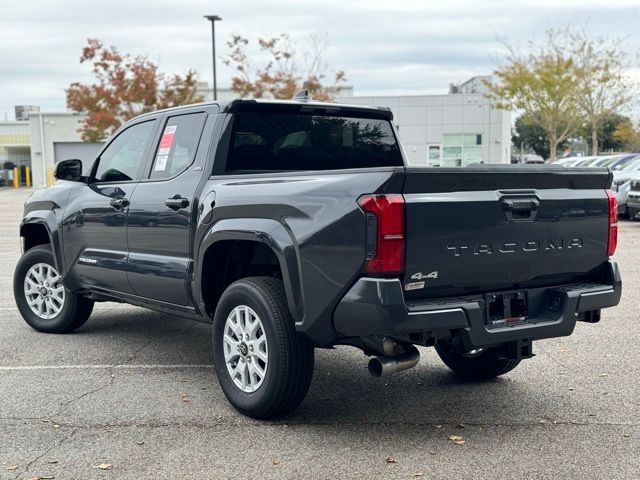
368,343,420,378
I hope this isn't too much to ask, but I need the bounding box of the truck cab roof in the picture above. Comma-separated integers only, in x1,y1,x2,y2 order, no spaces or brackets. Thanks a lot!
134,97,394,121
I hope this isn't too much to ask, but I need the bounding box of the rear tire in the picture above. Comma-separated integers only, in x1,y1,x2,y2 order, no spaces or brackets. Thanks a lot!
212,277,314,419
13,246,94,333
435,341,521,381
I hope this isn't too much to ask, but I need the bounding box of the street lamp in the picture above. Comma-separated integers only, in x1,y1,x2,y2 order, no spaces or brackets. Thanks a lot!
204,15,222,100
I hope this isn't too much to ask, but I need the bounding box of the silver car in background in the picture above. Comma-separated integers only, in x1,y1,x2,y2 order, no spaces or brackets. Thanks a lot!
556,154,640,216
611,155,640,216
626,177,640,220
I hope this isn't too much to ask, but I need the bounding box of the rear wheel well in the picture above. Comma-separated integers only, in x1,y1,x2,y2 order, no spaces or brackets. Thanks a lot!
20,223,51,252
201,240,283,318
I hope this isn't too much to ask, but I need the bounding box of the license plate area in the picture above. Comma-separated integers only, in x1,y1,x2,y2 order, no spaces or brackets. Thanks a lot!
484,291,528,326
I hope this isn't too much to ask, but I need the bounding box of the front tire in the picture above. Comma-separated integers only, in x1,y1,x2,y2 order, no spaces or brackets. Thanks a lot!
435,341,521,381
13,246,94,333
212,277,314,419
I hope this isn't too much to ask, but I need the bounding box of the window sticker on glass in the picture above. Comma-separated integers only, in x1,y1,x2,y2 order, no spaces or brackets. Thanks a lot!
154,155,169,171
158,125,177,155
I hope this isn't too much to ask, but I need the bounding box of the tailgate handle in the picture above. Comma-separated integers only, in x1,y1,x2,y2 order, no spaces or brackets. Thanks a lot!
501,198,540,222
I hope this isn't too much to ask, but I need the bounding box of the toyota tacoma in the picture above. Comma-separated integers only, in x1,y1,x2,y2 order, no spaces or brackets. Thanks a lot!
14,95,621,419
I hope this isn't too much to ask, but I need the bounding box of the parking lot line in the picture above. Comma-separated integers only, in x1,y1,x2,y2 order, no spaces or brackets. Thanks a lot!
0,364,213,371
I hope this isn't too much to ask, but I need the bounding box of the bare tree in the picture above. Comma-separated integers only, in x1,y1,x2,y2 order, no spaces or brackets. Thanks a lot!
223,33,346,101
570,28,635,155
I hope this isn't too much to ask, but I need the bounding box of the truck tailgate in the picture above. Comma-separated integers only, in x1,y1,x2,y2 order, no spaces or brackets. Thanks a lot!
401,166,613,300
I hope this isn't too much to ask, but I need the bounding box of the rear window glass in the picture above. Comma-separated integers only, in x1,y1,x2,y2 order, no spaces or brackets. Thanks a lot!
149,112,206,180
226,113,403,172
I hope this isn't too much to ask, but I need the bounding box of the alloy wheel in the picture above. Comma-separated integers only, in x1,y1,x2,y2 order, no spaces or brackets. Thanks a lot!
223,305,269,393
23,263,65,320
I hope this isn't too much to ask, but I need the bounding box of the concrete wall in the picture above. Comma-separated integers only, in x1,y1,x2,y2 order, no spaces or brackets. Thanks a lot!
29,113,89,189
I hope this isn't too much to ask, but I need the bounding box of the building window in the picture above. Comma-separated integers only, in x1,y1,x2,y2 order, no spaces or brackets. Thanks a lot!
442,134,482,167
427,144,441,166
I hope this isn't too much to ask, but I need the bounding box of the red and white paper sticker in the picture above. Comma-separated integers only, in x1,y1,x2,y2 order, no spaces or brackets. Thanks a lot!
155,125,177,170
158,125,177,156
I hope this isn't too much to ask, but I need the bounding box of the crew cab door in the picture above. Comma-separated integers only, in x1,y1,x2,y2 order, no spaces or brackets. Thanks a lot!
126,110,213,306
62,118,158,293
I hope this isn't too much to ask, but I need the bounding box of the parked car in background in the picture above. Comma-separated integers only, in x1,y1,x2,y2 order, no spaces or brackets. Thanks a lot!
608,154,639,170
578,156,609,167
554,157,577,166
555,154,640,171
612,156,640,216
626,176,640,220
591,155,625,168
562,156,593,167
521,154,546,164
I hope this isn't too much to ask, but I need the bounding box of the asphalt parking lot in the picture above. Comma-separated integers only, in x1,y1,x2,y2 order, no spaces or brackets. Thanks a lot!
0,187,638,480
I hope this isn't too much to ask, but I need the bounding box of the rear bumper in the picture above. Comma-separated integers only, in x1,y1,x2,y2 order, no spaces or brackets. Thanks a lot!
333,261,621,349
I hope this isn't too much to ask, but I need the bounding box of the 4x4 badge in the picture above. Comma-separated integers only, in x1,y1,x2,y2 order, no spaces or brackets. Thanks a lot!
411,271,438,280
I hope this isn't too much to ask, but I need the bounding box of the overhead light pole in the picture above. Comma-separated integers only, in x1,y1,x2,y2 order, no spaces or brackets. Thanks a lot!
204,15,222,100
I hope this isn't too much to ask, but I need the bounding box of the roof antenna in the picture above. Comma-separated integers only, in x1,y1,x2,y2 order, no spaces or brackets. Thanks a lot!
292,89,313,102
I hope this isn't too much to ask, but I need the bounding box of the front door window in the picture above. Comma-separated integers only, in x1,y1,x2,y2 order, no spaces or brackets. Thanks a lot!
94,120,156,182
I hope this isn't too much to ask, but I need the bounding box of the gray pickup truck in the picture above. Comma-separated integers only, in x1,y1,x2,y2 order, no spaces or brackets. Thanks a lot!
14,96,621,418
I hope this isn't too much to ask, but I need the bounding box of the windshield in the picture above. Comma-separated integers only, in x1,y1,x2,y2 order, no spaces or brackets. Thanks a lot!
574,157,597,166
619,156,640,171
596,156,622,167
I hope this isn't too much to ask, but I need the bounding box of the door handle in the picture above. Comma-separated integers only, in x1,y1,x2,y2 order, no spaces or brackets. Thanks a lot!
501,197,540,222
502,198,539,212
109,197,130,209
165,196,190,210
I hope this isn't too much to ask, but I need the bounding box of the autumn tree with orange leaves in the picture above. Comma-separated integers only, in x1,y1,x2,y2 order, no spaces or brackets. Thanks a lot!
223,33,346,101
67,39,203,142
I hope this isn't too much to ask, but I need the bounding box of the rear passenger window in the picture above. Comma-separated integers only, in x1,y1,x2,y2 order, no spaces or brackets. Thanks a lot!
226,112,403,173
149,113,207,179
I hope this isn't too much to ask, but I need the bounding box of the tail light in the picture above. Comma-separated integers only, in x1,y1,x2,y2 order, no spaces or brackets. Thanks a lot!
606,190,618,257
358,194,405,274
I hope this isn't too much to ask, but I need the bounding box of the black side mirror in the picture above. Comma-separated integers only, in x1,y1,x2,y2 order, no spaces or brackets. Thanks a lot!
54,159,83,182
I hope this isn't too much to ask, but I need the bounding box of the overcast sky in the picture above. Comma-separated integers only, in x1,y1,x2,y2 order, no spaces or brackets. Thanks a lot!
1,0,640,120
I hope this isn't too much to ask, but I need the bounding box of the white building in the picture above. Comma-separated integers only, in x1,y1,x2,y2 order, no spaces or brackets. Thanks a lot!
0,121,30,166
338,76,511,166
29,112,103,189
200,76,510,167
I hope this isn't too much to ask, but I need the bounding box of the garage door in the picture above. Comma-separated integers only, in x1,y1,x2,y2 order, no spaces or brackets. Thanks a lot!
53,142,103,168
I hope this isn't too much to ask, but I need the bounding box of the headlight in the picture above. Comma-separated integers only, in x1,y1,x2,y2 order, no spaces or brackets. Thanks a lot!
631,181,640,191
613,180,629,192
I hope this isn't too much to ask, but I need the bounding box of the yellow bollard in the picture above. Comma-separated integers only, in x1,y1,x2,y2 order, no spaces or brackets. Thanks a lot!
25,167,32,187
13,167,19,188
47,167,54,186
